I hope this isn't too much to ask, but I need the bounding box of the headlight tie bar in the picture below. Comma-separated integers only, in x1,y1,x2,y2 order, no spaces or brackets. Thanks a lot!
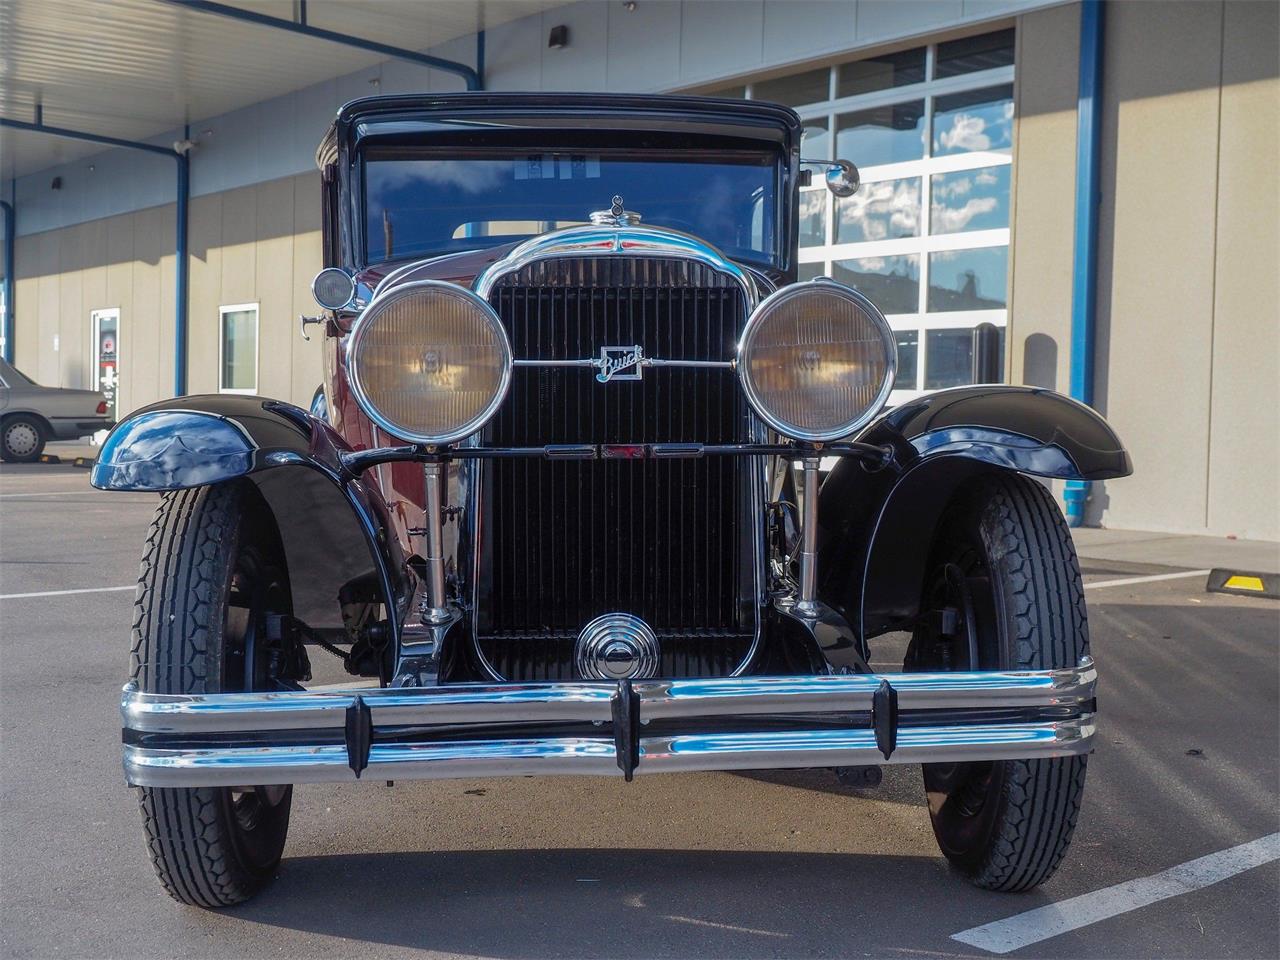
340,441,895,475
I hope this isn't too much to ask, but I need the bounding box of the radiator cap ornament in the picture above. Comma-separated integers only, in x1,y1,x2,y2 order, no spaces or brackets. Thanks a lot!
575,613,660,680
589,195,642,227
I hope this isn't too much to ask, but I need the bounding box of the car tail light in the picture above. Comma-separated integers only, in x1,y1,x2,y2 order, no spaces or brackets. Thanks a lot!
96,400,109,415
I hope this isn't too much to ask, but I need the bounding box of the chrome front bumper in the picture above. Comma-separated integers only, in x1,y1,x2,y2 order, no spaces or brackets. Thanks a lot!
121,659,1096,787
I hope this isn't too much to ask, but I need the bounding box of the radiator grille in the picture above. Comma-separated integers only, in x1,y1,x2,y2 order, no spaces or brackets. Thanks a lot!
474,257,757,680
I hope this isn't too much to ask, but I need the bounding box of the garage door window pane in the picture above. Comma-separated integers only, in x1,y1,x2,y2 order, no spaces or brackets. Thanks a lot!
801,117,830,166
837,47,926,98
799,189,828,247
933,85,1013,156
832,254,919,315
928,247,1008,311
220,307,258,393
836,177,921,243
935,29,1015,79
926,329,974,388
836,101,925,168
754,68,830,107
895,330,919,388
931,166,1010,234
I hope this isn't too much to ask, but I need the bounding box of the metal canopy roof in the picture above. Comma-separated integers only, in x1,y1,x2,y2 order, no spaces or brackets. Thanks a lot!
0,0,561,180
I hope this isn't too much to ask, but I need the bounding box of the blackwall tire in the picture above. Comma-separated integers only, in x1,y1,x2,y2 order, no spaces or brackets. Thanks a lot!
912,474,1089,892
131,481,293,907
1,415,46,463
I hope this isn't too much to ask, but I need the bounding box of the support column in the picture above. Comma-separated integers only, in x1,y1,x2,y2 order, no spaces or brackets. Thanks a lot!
1065,0,1106,526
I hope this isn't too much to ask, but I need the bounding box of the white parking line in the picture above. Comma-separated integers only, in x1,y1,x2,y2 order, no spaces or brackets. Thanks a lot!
951,832,1280,954
0,585,135,600
1084,569,1211,590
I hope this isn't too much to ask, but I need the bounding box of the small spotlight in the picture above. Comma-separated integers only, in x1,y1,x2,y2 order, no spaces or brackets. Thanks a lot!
548,24,569,49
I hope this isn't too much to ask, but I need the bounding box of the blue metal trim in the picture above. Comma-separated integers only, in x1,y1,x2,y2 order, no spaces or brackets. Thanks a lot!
0,115,190,393
0,116,177,158
162,0,482,90
1065,0,1106,526
1,196,13,363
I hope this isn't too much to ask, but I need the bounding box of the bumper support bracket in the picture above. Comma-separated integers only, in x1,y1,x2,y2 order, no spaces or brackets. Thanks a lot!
612,679,641,781
345,694,373,778
872,678,899,760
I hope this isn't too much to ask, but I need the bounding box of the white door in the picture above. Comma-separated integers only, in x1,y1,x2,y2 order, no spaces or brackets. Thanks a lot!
90,308,120,442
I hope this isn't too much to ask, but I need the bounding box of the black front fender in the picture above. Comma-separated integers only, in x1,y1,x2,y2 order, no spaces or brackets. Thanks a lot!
92,395,413,641
818,386,1131,641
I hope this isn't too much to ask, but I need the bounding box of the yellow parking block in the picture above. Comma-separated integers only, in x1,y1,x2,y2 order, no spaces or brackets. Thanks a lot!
1207,568,1279,599
1223,575,1265,592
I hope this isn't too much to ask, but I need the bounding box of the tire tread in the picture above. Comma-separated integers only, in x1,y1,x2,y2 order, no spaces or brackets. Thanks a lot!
968,474,1089,892
131,484,274,908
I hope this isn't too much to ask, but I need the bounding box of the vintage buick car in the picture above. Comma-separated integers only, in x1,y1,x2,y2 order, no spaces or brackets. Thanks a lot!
93,93,1130,907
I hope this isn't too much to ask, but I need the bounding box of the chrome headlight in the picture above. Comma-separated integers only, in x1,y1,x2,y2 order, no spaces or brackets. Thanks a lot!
348,281,513,445
737,279,895,442
311,267,356,310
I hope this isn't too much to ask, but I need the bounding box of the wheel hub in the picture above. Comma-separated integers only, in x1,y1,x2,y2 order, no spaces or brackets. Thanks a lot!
5,423,38,456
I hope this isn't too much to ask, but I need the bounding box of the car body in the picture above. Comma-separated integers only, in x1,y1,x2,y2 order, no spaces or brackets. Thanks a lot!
94,93,1131,906
0,357,112,462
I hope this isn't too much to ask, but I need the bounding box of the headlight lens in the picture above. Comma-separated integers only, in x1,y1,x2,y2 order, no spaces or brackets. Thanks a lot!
311,267,355,310
348,281,512,445
737,279,895,441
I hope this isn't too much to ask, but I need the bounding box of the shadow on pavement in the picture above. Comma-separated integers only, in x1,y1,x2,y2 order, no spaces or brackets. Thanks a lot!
234,848,1007,958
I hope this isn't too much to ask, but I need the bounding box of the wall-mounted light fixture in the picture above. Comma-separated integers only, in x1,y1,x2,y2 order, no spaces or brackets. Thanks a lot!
548,24,569,49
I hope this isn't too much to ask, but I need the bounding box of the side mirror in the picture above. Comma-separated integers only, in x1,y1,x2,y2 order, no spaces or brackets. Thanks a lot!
824,159,860,198
799,158,861,198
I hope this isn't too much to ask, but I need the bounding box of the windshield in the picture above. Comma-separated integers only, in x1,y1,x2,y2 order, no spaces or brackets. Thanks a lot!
362,149,778,266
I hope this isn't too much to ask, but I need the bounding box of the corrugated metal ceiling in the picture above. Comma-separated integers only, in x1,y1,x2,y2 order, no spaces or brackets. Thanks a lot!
0,0,561,179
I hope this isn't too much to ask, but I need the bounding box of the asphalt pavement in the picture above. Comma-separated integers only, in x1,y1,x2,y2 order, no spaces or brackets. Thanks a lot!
1,461,1277,959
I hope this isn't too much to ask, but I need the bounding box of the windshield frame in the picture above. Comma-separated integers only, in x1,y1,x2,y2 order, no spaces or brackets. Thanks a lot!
327,95,806,279
357,144,785,270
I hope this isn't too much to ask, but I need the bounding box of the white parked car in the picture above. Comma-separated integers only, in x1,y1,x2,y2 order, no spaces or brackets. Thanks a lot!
0,358,114,462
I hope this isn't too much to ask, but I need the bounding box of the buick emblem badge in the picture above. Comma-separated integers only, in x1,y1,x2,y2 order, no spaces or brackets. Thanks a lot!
596,345,645,382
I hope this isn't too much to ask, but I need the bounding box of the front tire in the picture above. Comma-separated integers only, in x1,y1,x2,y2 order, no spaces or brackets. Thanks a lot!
910,474,1089,891
131,481,293,906
1,414,47,462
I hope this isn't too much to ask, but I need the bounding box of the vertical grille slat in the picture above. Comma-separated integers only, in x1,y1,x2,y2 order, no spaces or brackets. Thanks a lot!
476,257,756,681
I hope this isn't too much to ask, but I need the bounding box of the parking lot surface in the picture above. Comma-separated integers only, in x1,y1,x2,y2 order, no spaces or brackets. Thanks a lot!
2,461,1277,959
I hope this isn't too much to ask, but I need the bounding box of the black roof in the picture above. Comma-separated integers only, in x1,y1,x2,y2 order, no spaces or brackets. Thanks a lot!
315,91,802,168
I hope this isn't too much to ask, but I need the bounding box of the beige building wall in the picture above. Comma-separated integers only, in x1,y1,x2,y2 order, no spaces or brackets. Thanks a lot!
1008,2,1080,396
1207,0,1280,541
1009,0,1279,540
13,171,325,417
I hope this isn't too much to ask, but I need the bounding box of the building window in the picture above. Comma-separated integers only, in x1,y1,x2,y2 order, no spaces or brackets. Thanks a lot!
728,29,1015,398
219,303,259,394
